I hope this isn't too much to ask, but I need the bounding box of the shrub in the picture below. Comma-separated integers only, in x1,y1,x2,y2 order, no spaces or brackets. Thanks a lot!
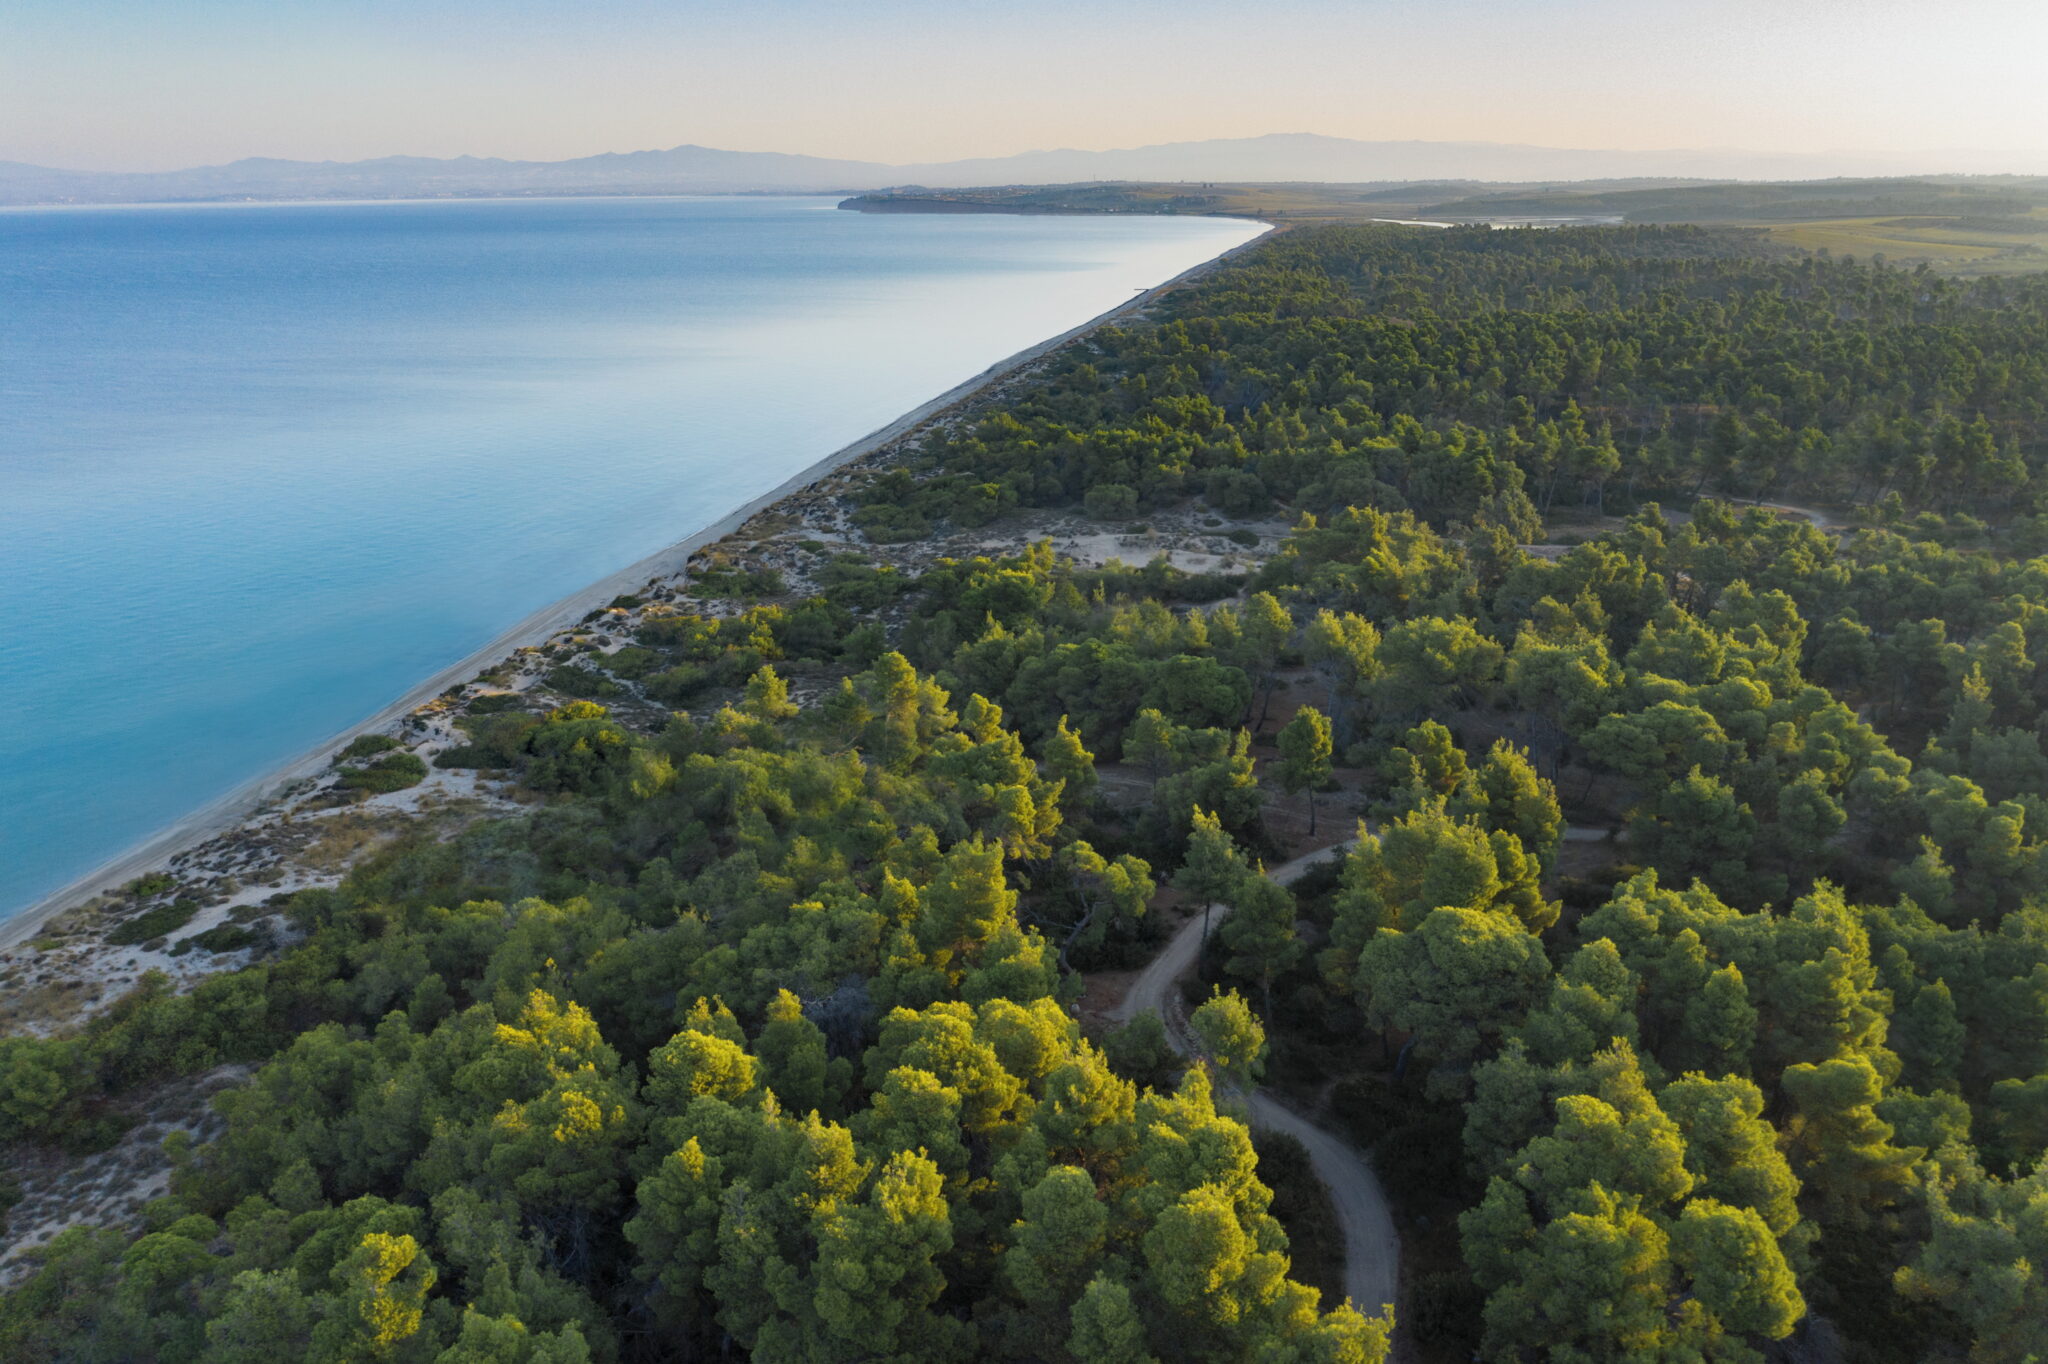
122,872,175,898
841,622,888,667
851,503,930,543
953,481,1010,527
817,557,907,611
692,565,786,600
187,924,260,954
646,663,715,706
335,733,399,763
1100,1012,1178,1091
1204,467,1271,516
436,712,541,769
774,599,854,662
603,645,661,680
543,664,621,699
108,899,200,946
338,752,428,794
1084,482,1139,521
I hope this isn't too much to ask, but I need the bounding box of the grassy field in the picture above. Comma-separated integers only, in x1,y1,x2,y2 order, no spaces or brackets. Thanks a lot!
1760,210,2048,274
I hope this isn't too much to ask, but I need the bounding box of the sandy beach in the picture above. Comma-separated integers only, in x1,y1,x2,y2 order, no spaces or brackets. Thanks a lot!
0,220,1272,960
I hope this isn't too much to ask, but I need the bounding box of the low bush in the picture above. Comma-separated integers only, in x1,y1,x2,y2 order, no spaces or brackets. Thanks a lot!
542,664,621,699
840,621,888,666
851,503,930,543
602,645,661,680
436,712,541,769
107,899,200,946
186,924,260,954
338,752,428,794
646,663,714,706
816,556,907,611
692,565,786,600
335,733,399,763
1084,482,1139,521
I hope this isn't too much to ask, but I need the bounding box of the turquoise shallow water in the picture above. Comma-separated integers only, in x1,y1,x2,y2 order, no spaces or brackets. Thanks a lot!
0,196,1258,920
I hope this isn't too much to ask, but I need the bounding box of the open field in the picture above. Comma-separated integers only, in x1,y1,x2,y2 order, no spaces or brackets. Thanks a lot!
1759,209,2048,273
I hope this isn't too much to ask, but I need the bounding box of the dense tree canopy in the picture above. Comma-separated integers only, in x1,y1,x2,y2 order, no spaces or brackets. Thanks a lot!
8,222,2048,1362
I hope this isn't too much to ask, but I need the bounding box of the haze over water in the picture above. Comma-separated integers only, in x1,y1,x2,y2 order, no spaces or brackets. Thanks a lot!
0,196,1259,920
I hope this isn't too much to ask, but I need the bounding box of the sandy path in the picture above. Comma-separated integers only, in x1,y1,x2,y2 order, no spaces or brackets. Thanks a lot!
1,223,1273,954
1746,498,1846,531
1109,840,1401,1319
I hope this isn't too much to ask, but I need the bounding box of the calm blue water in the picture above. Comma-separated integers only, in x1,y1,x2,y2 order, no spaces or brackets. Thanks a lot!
0,196,1259,919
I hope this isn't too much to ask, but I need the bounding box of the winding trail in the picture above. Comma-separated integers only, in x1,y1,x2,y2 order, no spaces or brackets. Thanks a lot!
1109,841,1401,1320
1741,498,1848,532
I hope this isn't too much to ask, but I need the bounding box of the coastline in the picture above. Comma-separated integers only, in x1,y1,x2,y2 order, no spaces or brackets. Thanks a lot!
0,219,1273,956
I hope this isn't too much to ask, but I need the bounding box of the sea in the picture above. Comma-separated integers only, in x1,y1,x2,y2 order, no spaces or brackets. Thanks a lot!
0,195,1261,922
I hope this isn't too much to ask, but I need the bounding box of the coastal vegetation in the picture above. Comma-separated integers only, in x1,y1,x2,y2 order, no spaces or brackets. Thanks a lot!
6,222,2048,1361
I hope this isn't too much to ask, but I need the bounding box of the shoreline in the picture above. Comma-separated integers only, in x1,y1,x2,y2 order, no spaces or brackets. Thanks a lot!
0,219,1273,956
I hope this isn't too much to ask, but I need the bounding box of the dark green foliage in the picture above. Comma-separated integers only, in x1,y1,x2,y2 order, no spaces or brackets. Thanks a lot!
598,644,660,680
2,643,1392,1359
1254,1130,1344,1308
16,222,2048,1362
688,562,785,599
334,733,399,763
434,711,541,770
1099,1011,1178,1091
873,224,2044,536
336,751,428,794
541,663,621,699
107,898,200,946
815,555,908,610
186,924,261,954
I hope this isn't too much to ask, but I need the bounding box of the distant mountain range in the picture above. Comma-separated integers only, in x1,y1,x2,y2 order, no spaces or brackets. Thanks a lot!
3,133,2035,206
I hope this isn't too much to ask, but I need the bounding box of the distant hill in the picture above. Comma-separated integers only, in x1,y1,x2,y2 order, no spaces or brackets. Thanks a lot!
897,133,1941,188
0,145,898,205
5,133,2037,207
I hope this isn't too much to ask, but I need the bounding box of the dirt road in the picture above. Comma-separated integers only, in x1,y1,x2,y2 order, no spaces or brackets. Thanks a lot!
1109,841,1401,1319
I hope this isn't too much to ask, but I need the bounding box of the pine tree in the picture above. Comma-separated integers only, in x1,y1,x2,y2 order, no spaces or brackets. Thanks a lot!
1188,987,1266,1089
1041,713,1098,806
1176,808,1250,954
1276,705,1334,835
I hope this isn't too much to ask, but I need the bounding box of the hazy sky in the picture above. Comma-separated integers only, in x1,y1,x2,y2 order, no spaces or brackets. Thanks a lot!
6,0,2046,172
